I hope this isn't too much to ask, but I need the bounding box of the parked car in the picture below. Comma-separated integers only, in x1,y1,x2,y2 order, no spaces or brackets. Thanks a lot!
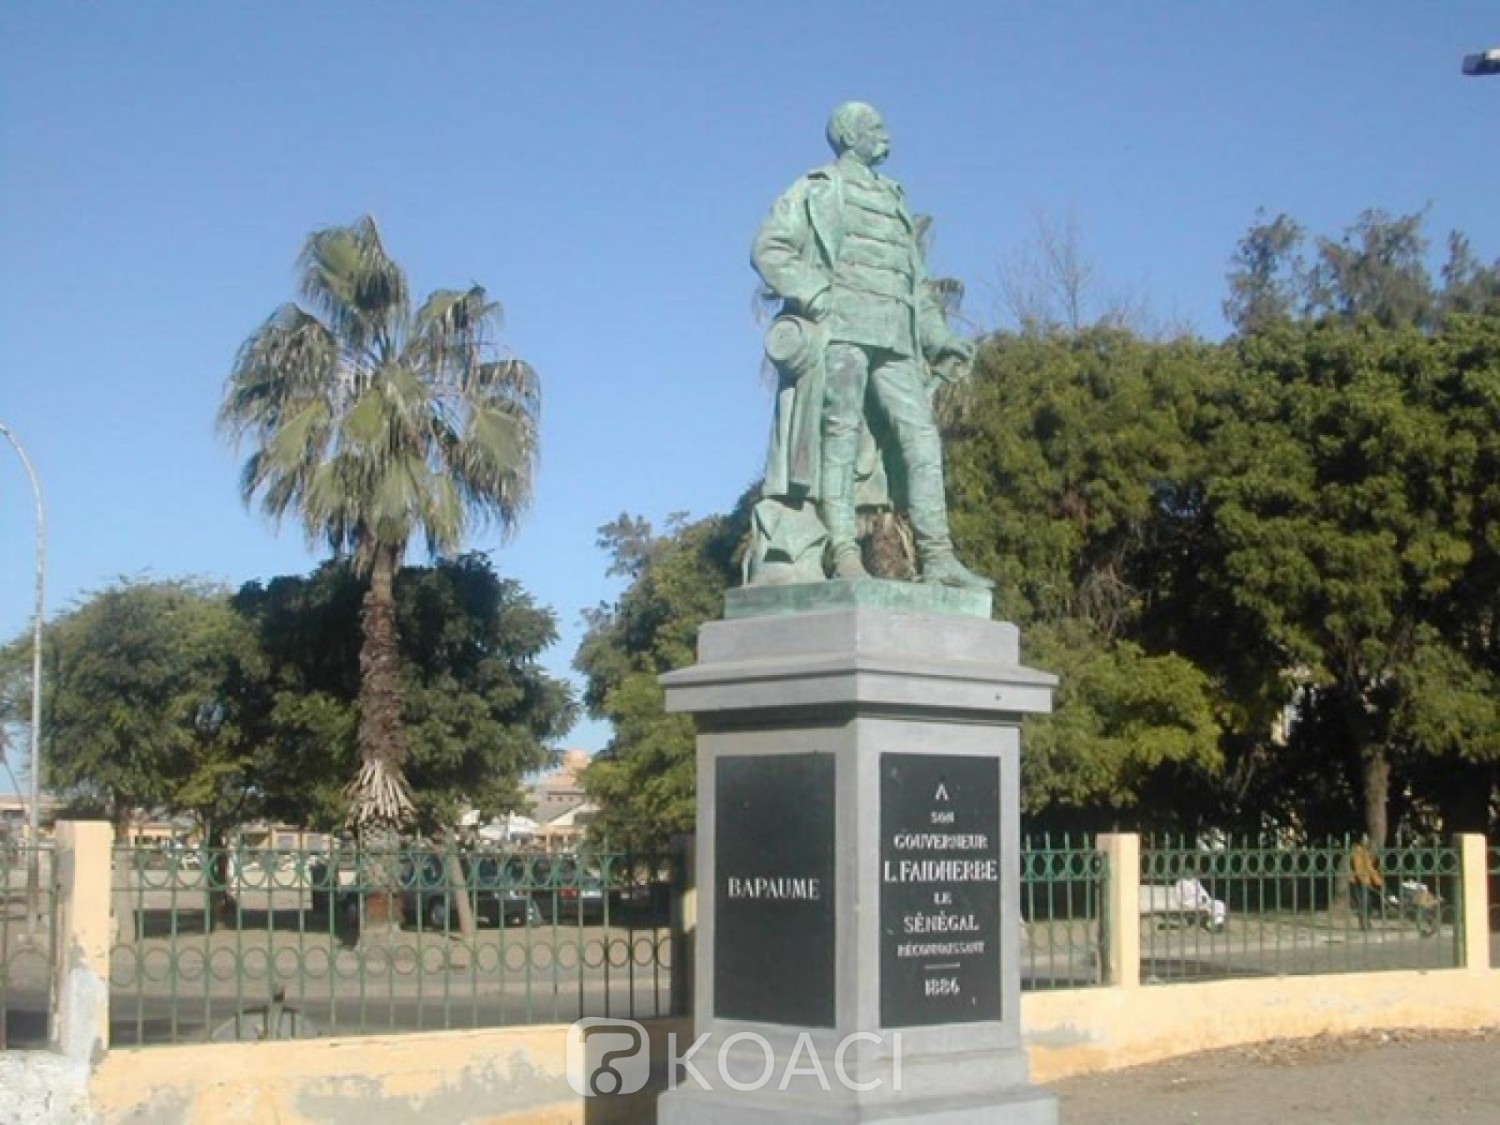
609,875,674,927
529,856,607,923
1138,878,1228,932
400,854,542,930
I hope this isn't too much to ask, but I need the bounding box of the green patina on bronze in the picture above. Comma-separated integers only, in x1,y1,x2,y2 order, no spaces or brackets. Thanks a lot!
746,102,992,593
725,578,992,621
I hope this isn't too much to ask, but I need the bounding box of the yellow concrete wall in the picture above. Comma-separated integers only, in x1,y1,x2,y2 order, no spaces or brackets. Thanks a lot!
92,1025,575,1125
1022,968,1500,1084
90,1017,690,1125
82,972,1500,1122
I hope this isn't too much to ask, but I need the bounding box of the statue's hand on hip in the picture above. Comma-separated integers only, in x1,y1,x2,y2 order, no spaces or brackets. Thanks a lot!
801,287,831,321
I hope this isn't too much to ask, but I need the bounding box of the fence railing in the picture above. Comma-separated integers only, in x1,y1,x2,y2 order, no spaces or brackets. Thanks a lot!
1139,835,1463,984
1020,833,1103,990
24,828,1494,1051
109,844,683,1047
1,842,55,1050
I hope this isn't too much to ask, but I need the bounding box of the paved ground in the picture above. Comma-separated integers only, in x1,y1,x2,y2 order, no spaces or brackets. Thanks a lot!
1053,1027,1500,1124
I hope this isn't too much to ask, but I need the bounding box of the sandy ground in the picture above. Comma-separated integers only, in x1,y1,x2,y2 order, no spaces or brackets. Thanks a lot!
1052,1027,1500,1124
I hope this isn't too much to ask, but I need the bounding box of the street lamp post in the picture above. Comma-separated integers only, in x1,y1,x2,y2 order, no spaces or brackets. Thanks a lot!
0,420,45,933
1462,48,1500,76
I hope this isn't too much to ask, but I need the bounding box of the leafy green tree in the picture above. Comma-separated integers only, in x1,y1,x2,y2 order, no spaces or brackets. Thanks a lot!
1214,210,1500,838
1306,209,1435,329
944,327,1226,824
575,508,747,851
233,554,574,835
1439,234,1500,318
1223,212,1307,334
218,217,540,831
0,580,263,845
1414,309,1500,832
1201,318,1489,844
1225,208,1500,336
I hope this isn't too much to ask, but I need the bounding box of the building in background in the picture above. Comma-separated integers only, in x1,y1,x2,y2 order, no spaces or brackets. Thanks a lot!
0,793,60,842
526,749,597,853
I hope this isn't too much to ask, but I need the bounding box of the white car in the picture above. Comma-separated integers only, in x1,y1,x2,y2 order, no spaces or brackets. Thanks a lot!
1139,878,1228,932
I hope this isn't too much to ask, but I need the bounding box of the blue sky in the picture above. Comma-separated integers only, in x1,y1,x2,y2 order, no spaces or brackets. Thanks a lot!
2,3,1497,778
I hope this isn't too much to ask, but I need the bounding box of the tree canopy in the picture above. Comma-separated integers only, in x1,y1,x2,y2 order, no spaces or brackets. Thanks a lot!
0,579,262,839
1,557,573,843
944,327,1226,822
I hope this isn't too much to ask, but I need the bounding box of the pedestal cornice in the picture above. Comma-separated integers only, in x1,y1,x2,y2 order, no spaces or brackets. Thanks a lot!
661,602,1057,720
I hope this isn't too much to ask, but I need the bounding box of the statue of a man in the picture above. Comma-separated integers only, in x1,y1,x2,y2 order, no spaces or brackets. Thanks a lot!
748,102,992,590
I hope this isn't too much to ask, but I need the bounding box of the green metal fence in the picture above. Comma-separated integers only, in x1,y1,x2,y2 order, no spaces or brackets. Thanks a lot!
1020,833,1104,990
1140,835,1462,984
100,833,1490,1042
1,842,55,1050
109,844,683,1046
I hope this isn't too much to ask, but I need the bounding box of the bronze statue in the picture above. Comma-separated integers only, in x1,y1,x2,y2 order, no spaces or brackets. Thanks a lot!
747,102,991,590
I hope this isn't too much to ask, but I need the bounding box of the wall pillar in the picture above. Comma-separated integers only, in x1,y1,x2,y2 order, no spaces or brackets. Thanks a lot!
52,820,114,1063
1096,834,1140,989
1457,833,1490,972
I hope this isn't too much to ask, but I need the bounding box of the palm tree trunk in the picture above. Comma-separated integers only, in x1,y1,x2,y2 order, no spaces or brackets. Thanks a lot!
351,542,412,929
359,544,406,798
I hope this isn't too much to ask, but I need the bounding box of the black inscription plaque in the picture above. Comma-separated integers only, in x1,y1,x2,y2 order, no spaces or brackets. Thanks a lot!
880,753,1002,1027
714,753,836,1026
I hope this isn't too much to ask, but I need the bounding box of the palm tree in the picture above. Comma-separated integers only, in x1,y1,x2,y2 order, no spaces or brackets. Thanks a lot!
218,216,539,833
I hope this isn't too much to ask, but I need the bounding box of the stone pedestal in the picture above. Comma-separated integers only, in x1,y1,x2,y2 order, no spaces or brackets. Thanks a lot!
656,581,1058,1123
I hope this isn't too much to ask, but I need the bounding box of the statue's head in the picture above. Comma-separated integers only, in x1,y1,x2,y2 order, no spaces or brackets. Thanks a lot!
826,102,890,167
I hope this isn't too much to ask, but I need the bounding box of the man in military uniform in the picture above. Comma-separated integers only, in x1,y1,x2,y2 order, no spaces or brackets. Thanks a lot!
751,101,991,589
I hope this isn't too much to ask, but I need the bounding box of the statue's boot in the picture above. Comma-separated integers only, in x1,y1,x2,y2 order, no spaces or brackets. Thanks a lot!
920,552,995,590
819,437,870,581
907,450,994,590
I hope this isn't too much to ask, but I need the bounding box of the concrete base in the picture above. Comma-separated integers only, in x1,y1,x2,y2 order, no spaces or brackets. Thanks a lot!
658,1084,1058,1124
659,596,1059,1125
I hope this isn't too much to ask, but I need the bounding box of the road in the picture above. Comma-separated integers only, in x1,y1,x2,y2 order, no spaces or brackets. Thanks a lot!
1054,1027,1500,1124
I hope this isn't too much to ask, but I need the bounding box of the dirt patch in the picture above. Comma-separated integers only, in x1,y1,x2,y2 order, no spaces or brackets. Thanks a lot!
1052,1027,1500,1124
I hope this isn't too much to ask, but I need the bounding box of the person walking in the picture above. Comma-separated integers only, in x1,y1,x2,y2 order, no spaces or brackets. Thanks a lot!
1349,835,1383,931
